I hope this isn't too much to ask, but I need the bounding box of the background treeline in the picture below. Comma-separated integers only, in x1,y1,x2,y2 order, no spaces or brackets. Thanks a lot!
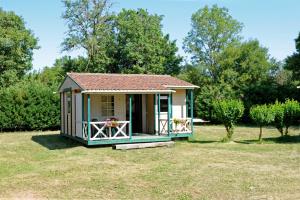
0,1,300,131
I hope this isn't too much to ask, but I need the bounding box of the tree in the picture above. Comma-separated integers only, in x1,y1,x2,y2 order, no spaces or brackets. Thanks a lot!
218,40,275,89
62,0,114,72
250,104,275,142
283,99,300,135
0,8,38,87
212,99,244,141
284,32,300,81
113,9,182,74
183,4,243,82
271,101,285,136
53,56,88,74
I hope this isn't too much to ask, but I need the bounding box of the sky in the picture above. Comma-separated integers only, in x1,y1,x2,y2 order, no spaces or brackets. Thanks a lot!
1,0,300,71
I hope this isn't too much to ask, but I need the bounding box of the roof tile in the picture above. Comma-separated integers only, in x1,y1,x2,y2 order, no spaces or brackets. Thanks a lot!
67,73,196,91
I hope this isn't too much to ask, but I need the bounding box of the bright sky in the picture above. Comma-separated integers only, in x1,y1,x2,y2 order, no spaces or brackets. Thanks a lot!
1,0,300,70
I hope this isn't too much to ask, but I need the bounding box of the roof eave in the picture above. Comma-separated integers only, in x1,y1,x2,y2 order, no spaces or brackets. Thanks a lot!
81,89,176,94
163,85,200,89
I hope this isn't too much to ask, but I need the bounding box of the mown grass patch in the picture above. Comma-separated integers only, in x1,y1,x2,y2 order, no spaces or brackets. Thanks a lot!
0,126,299,199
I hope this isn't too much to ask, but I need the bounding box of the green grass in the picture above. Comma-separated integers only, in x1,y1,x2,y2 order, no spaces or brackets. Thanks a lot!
0,125,300,199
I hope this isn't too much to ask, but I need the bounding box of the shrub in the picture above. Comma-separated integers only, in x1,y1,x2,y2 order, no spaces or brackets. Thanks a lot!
283,99,300,135
271,101,284,136
0,80,60,131
212,99,244,142
250,104,275,142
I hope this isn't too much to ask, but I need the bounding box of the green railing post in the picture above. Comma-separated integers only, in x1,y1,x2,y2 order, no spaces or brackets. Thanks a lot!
158,94,160,135
168,93,171,136
191,90,194,134
87,94,91,143
170,93,173,118
82,93,84,139
154,94,157,135
129,94,133,140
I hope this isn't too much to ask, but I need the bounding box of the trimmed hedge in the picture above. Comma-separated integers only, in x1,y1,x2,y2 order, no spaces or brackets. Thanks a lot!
0,80,60,131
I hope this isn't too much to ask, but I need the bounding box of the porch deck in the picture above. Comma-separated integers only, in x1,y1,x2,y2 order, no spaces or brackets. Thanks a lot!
61,132,192,146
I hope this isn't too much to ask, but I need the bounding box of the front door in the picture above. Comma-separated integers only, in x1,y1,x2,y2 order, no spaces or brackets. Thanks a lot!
127,94,143,133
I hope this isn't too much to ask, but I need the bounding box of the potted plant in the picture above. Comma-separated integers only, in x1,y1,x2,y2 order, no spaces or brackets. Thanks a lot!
173,118,180,132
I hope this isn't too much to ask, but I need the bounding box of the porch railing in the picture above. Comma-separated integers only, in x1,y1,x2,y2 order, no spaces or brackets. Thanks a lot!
82,121,130,141
159,118,192,135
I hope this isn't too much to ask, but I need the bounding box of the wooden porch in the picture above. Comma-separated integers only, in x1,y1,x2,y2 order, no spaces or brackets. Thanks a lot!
77,117,193,146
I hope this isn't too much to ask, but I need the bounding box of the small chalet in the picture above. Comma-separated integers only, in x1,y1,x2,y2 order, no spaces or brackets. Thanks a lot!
59,73,198,146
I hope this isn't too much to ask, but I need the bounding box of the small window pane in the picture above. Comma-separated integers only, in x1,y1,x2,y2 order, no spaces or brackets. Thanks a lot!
101,95,115,118
160,95,168,112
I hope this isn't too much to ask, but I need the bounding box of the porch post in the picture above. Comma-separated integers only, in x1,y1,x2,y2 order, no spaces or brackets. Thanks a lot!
154,94,156,135
170,93,173,118
168,93,171,136
129,94,133,140
82,93,84,139
190,90,194,134
87,94,91,142
157,94,160,135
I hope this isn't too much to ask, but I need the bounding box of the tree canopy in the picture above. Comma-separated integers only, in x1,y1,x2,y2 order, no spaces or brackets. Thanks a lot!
284,32,300,81
183,4,243,82
112,9,182,74
0,8,38,87
62,0,114,72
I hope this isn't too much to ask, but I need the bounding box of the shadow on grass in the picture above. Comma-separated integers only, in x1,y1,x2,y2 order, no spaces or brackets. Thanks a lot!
237,135,300,144
31,134,81,150
188,135,300,145
188,140,218,144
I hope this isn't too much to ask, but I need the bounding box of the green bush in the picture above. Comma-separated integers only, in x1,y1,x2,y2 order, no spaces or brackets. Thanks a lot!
250,104,275,142
0,80,60,131
271,101,285,136
283,99,300,135
212,99,244,142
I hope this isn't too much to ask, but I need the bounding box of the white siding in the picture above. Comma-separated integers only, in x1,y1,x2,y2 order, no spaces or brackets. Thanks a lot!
114,94,126,120
59,77,81,92
71,90,76,136
60,93,64,133
172,89,186,119
154,90,187,133
88,94,126,121
75,93,82,138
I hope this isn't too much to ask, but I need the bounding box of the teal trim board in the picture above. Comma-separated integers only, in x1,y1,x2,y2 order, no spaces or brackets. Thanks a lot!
129,94,133,140
167,93,171,136
87,94,91,142
158,94,160,135
82,93,84,138
154,94,156,135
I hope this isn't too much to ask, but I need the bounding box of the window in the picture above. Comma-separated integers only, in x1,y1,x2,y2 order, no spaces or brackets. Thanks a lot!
160,95,168,112
101,95,114,118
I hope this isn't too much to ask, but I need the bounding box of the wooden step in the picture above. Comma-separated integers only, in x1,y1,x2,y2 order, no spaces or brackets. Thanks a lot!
113,141,175,150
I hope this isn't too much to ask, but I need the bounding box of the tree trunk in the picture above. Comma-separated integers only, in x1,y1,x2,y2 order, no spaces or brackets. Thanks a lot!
226,127,233,141
258,126,263,142
280,128,283,137
285,127,288,136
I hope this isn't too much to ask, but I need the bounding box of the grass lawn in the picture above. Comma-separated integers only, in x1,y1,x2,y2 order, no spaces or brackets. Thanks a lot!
0,125,300,199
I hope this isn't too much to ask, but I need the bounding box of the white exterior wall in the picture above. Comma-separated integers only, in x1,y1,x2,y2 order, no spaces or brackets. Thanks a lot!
154,89,187,133
89,94,126,121
172,89,186,119
75,93,82,138
59,77,81,92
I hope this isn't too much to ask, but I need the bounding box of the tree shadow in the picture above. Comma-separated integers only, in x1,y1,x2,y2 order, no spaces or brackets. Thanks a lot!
236,135,300,144
188,140,218,144
31,134,82,150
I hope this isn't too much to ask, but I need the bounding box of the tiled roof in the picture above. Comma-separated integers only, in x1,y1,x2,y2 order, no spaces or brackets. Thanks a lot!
67,73,197,91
